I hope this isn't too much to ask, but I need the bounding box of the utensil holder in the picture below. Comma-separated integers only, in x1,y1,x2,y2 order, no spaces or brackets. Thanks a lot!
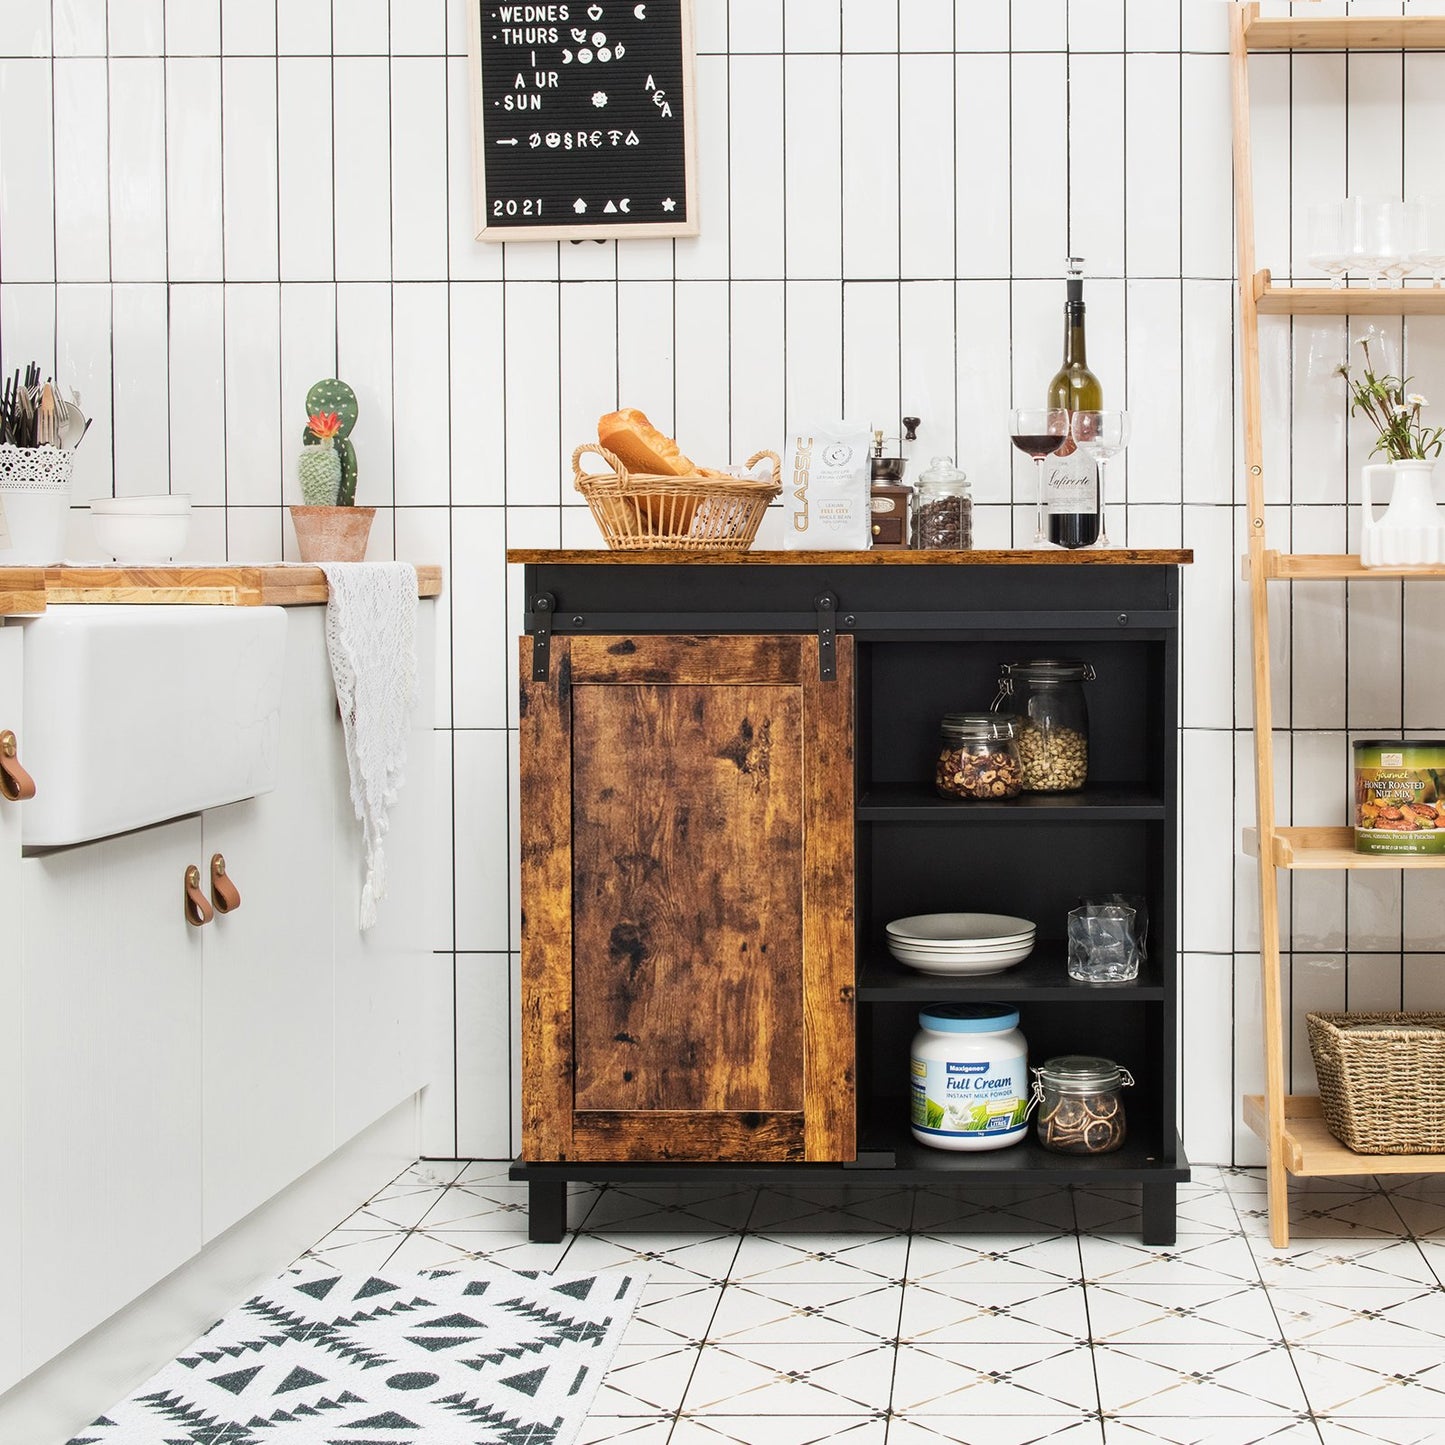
0,444,74,564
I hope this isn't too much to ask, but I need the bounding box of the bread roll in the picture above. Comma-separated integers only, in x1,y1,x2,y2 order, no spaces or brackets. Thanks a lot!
598,408,700,478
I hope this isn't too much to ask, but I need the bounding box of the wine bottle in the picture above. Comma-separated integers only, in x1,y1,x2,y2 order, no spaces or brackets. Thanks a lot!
1043,258,1102,549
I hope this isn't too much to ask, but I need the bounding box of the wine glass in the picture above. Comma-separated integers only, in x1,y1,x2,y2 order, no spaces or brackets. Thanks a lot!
1010,407,1070,549
1070,410,1130,550
1381,201,1423,288
1306,202,1348,290
1411,199,1445,287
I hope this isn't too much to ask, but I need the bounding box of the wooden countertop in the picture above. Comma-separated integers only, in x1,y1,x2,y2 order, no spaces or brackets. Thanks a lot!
0,563,444,615
508,548,1193,566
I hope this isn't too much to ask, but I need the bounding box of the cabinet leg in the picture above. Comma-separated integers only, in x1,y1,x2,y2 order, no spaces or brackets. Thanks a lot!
528,1180,568,1243
1141,1182,1177,1246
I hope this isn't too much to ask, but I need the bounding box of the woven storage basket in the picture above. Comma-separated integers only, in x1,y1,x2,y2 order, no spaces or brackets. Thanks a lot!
573,444,781,552
1306,1011,1445,1153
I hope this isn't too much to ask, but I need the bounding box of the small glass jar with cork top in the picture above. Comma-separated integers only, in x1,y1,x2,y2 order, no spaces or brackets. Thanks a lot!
913,456,972,550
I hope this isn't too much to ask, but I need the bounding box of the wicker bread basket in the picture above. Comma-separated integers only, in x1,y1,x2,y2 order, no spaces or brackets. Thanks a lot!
1306,1011,1445,1154
573,444,781,552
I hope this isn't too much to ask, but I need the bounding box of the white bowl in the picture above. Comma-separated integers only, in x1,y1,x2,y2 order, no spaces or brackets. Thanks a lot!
90,492,192,515
886,912,1036,944
90,496,192,562
887,940,1035,976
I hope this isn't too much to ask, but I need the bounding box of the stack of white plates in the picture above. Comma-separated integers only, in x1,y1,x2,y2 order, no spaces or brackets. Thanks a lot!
886,912,1037,976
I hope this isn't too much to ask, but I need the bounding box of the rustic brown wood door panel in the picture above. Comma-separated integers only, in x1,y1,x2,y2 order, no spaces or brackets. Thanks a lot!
519,633,855,1163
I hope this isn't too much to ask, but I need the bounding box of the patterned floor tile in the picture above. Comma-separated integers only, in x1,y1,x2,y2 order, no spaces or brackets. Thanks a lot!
706,1282,902,1344
383,1228,571,1275
1234,1190,1410,1241
395,1158,470,1188
1078,1233,1260,1287
414,1181,537,1230
450,1160,520,1186
581,1184,760,1234
574,1419,677,1445
886,1418,1103,1444
727,1232,909,1286
296,1228,406,1272
622,1282,725,1346
898,1281,1088,1345
1092,1343,1309,1416
747,1186,915,1233
1250,1237,1438,1288
911,1186,1078,1235
890,1341,1100,1415
1317,1419,1445,1444
1290,1345,1445,1417
562,1231,745,1285
590,1342,701,1414
680,1342,896,1414
1388,1191,1445,1239
669,1416,888,1444
1099,1419,1323,1444
905,1233,1084,1286
1269,1284,1445,1348
1083,1282,1281,1346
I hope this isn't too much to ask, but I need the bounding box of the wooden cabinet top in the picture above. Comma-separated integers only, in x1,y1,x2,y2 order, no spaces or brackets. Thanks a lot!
508,549,1192,566
0,563,444,615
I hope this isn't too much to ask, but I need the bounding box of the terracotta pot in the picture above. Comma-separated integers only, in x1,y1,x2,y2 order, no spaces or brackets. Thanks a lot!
289,505,375,563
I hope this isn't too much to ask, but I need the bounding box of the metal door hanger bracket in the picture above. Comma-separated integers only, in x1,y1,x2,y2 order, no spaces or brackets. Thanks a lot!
815,591,838,680
531,593,556,681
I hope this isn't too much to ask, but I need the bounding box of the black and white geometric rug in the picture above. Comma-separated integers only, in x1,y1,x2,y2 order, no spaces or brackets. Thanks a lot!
68,1261,645,1445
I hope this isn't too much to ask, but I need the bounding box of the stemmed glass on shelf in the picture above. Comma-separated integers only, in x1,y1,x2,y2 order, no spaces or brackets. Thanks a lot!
1009,408,1069,549
1070,410,1130,550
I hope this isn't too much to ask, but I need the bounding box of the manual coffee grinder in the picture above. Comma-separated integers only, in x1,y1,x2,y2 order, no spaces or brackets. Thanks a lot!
869,416,919,548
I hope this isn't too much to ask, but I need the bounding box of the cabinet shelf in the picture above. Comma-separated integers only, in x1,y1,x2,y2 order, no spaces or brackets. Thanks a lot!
1242,1094,1445,1177
1253,270,1445,316
1252,551,1445,582
857,783,1166,822
857,951,1166,1003
1243,825,1445,871
1243,10,1445,52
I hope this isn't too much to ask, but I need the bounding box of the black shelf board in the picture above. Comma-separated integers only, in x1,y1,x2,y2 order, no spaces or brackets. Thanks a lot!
857,950,1167,1002
857,782,1167,822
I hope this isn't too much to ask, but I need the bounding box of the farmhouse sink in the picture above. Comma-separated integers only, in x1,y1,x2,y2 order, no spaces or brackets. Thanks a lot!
17,605,287,847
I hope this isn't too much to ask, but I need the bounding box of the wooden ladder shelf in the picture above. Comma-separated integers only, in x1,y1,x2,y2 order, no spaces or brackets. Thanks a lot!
1231,1,1445,1248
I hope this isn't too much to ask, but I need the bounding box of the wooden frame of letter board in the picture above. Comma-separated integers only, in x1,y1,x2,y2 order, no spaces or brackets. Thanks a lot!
468,0,699,242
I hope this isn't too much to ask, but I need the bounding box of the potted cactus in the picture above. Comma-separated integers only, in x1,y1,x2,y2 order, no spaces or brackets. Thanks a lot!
288,377,375,562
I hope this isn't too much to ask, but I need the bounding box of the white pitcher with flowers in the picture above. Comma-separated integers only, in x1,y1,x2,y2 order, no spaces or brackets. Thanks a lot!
1339,337,1445,567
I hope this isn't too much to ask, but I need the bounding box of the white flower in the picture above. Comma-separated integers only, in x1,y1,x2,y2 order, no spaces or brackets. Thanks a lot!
1394,404,1413,417
1408,393,1429,407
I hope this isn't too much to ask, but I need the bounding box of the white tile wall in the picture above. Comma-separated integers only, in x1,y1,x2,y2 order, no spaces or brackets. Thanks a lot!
3,0,1441,1164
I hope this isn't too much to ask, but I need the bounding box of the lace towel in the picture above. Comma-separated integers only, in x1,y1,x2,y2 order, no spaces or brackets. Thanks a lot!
320,561,419,929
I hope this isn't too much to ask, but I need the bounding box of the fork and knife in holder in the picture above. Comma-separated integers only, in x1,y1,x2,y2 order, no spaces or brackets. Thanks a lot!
0,361,90,451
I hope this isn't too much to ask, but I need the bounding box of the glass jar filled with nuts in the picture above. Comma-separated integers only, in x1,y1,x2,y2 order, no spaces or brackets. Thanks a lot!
1031,1055,1134,1155
935,713,1024,800
993,658,1093,793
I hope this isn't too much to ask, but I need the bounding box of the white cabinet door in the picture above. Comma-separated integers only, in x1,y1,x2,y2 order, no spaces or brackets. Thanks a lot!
21,817,204,1371
0,626,25,1393
331,603,435,1146
200,614,336,1240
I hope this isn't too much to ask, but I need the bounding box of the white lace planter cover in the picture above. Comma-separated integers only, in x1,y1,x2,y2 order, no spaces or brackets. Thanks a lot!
0,443,74,564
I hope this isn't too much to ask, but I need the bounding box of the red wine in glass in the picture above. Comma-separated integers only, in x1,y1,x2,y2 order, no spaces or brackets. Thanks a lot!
1010,409,1070,547
1012,433,1067,459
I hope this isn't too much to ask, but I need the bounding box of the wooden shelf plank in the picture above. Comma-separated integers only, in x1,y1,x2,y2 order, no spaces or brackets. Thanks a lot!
1244,825,1445,870
507,548,1194,567
0,567,48,615
1255,552,1445,582
1244,13,1445,51
1243,1094,1445,1177
1254,269,1445,315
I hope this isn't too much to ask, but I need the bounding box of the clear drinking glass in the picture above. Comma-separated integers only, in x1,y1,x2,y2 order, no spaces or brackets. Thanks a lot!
1066,904,1140,984
1381,202,1423,288
1010,408,1069,549
1412,199,1445,286
1069,410,1130,550
1306,202,1349,289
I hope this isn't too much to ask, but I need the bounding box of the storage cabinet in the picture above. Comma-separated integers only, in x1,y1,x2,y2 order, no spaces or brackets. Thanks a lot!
519,633,855,1165
511,553,1191,1244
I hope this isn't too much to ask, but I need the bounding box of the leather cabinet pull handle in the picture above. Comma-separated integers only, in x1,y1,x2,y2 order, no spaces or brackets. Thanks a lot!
0,730,36,802
210,853,241,914
184,865,214,927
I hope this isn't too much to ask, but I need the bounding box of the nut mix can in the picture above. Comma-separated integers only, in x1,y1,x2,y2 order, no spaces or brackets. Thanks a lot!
1353,740,1445,856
